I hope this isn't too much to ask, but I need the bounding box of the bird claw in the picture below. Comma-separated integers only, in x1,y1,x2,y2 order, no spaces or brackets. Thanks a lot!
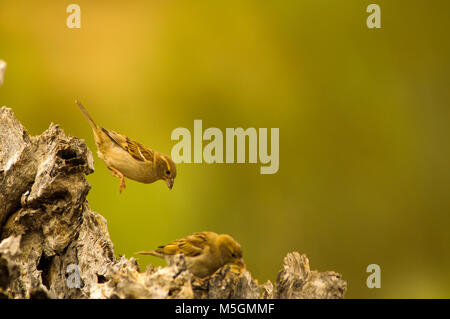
119,177,126,193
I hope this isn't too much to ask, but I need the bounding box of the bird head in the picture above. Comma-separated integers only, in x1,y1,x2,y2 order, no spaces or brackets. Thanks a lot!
217,234,245,269
157,154,177,189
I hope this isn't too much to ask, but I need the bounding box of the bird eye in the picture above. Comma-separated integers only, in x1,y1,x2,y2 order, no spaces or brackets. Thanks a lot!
231,253,236,258
165,170,171,175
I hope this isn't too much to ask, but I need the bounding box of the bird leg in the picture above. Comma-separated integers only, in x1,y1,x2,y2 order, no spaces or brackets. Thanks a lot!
108,166,126,193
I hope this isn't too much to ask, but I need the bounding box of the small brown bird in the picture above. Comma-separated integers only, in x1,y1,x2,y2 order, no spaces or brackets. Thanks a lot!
137,232,245,278
75,100,176,192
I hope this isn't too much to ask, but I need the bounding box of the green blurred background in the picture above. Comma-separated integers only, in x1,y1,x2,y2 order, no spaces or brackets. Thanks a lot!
1,1,449,298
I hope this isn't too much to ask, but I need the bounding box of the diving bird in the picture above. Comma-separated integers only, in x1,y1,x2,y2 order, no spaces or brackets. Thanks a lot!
75,100,176,192
137,232,245,278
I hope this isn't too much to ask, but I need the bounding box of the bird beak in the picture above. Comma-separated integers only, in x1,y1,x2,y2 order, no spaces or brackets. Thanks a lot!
235,258,245,269
165,178,174,190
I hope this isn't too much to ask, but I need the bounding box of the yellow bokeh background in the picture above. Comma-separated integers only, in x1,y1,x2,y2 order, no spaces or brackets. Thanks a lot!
1,1,449,298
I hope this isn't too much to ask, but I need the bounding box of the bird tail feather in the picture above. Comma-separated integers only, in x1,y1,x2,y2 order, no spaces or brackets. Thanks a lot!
75,100,98,130
136,250,162,257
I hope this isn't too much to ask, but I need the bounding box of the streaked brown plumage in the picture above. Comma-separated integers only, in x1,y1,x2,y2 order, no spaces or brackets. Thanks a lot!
75,100,176,192
137,232,245,278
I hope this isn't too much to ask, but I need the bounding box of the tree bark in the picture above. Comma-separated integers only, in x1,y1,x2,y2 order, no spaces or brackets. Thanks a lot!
0,106,347,299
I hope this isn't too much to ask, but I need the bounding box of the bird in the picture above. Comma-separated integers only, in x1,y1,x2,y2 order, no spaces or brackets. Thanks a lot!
137,232,245,278
75,100,176,193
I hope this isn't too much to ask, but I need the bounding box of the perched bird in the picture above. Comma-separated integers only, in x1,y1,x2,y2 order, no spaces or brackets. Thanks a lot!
75,100,176,192
137,232,245,278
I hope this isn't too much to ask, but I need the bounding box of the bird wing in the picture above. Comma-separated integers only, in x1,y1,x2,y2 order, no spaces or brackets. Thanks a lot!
156,232,211,257
101,128,154,163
